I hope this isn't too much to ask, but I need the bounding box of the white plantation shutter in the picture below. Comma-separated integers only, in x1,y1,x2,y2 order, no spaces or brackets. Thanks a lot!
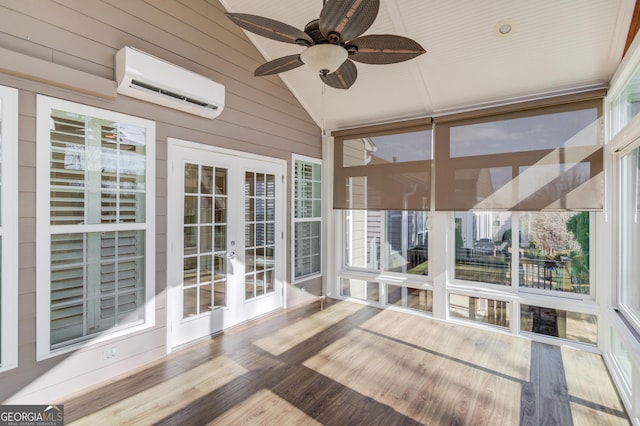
99,231,144,326
50,116,85,225
50,233,84,346
45,106,149,350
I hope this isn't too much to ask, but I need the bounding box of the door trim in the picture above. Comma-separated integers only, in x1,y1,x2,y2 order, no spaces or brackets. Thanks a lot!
166,138,288,353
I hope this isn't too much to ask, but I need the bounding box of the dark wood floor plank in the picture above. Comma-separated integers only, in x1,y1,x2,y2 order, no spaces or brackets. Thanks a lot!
62,299,629,425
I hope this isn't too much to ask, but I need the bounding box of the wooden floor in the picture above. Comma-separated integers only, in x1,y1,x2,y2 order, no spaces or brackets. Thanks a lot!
63,299,629,425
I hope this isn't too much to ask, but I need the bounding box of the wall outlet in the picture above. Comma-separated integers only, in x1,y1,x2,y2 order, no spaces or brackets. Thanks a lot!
102,347,119,360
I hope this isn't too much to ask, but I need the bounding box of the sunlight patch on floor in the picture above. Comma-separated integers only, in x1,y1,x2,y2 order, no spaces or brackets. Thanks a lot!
570,401,629,426
209,389,322,425
253,301,366,356
68,355,247,425
303,327,522,425
358,308,532,383
562,346,628,425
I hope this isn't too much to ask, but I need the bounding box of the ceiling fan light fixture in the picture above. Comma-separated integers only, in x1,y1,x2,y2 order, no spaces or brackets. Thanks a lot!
300,44,348,75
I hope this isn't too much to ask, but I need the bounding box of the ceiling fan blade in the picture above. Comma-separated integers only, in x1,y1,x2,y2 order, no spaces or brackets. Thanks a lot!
320,59,358,89
349,34,426,64
319,0,379,42
226,13,312,46
255,54,304,76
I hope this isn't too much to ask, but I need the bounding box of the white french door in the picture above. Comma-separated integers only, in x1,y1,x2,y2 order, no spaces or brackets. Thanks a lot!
167,140,285,349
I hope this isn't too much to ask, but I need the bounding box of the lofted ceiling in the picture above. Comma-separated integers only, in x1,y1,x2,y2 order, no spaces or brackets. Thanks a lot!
219,0,636,131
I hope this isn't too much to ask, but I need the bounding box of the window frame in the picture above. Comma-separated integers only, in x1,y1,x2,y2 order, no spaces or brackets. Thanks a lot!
449,211,516,292
291,154,323,284
615,139,640,330
608,56,640,334
341,209,432,282
0,85,19,372
36,95,156,360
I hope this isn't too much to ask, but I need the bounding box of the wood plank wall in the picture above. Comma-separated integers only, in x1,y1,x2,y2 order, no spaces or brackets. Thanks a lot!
0,0,322,403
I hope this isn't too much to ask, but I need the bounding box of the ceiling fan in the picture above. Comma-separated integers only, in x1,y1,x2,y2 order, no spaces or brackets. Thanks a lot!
225,0,426,89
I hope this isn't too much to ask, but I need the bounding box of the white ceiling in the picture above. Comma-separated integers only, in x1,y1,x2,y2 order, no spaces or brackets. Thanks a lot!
219,0,635,130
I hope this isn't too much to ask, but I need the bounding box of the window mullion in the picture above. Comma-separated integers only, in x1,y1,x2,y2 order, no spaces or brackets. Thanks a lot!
510,213,520,334
511,213,520,289
86,232,101,333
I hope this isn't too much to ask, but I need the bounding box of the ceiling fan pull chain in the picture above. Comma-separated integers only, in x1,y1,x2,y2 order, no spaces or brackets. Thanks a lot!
321,79,327,137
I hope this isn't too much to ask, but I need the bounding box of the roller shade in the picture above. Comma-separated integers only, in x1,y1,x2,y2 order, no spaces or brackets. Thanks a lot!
333,119,433,211
332,94,603,212
434,98,603,211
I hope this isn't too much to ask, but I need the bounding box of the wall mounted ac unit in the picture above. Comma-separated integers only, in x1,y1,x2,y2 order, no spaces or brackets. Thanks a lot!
115,46,225,119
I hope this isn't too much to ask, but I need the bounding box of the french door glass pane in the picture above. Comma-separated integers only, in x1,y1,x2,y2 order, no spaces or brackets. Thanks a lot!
519,212,590,295
245,171,276,300
182,163,227,318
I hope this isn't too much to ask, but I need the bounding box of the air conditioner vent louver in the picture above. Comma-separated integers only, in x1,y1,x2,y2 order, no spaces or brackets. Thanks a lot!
130,79,218,111
115,47,225,119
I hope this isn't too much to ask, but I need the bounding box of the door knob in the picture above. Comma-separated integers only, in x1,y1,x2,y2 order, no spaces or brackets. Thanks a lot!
226,251,236,259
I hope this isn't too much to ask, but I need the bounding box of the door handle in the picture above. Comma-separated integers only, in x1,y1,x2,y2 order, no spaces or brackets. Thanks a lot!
226,251,236,259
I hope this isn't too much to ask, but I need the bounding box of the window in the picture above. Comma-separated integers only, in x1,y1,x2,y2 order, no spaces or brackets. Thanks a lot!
454,212,512,286
611,66,640,136
36,96,155,358
292,155,322,282
620,146,640,325
453,211,592,296
387,285,433,313
0,85,18,372
449,294,510,328
341,278,379,302
520,304,597,345
608,39,640,423
519,212,590,295
345,210,430,277
334,94,603,345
